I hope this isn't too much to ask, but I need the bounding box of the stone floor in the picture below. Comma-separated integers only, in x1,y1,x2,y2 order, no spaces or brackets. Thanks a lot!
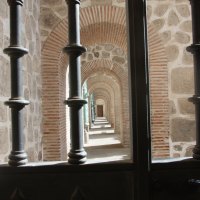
84,117,131,163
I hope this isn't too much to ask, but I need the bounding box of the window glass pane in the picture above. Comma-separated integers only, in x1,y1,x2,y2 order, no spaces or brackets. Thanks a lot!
0,0,133,164
146,0,195,162
80,0,132,163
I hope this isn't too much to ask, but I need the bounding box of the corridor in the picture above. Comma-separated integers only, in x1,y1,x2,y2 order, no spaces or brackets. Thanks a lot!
85,117,130,163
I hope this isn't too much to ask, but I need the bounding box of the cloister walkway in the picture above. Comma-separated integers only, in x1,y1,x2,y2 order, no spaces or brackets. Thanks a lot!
85,117,130,163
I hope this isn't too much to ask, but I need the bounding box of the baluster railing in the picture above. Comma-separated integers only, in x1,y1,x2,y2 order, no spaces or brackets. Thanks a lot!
3,0,29,166
63,0,87,164
187,0,200,159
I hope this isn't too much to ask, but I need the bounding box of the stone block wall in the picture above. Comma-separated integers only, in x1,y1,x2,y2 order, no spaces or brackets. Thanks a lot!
0,0,194,162
147,0,195,158
0,0,42,163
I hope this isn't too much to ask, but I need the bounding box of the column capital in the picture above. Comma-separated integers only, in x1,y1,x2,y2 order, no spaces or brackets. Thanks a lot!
7,0,24,6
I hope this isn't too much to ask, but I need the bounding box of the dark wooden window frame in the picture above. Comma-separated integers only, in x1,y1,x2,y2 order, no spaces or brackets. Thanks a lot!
1,0,200,200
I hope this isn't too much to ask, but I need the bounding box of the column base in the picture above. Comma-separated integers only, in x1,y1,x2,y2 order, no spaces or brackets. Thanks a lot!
68,149,87,164
193,145,200,160
8,151,28,166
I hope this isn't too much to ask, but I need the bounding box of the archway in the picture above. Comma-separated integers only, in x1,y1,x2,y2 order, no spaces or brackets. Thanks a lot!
41,5,169,161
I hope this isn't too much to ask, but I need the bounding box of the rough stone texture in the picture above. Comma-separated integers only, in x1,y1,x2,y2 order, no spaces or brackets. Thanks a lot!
91,0,112,5
55,6,67,17
25,16,32,41
0,127,9,154
0,0,8,18
40,7,60,30
168,10,179,26
185,145,194,157
171,141,195,158
183,49,193,65
112,48,124,56
102,51,110,59
176,4,190,17
0,20,3,47
154,4,168,17
170,100,176,114
112,56,125,65
104,44,114,51
173,145,183,151
171,118,195,142
175,31,190,44
160,31,171,43
41,0,63,6
171,68,194,94
0,102,7,122
178,98,195,114
152,19,165,31
147,5,152,19
180,20,192,33
166,45,179,62
0,56,10,97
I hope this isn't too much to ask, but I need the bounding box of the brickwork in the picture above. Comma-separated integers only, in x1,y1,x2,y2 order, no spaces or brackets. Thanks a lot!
41,4,170,160
0,0,42,163
0,0,195,162
147,0,195,158
81,44,128,145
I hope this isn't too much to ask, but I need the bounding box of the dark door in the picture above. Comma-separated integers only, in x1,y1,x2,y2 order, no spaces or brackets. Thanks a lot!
97,105,103,117
0,1,200,200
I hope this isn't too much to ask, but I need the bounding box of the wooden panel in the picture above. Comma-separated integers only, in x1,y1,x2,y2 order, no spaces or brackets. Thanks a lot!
0,164,134,200
151,162,200,200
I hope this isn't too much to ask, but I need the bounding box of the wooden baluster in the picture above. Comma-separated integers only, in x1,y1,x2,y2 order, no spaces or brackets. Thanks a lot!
3,0,29,166
63,0,87,164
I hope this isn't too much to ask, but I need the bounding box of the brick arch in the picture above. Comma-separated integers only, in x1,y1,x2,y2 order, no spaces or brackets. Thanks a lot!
81,23,126,50
80,6,126,50
41,20,68,161
80,6,126,26
89,87,112,122
81,59,125,85
88,78,122,135
82,60,127,141
42,4,169,160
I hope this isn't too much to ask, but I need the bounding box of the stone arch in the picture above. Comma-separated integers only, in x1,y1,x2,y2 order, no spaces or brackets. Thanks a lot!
42,5,169,160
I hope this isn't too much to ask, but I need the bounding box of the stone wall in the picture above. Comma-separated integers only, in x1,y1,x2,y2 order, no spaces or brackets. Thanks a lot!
147,0,195,158
0,0,42,163
0,0,195,162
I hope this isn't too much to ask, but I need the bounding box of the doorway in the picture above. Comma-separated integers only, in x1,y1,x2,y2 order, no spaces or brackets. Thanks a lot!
97,105,103,117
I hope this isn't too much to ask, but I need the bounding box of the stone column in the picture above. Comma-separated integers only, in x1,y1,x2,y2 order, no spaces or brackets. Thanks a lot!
187,0,200,159
3,0,29,166
63,0,87,164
